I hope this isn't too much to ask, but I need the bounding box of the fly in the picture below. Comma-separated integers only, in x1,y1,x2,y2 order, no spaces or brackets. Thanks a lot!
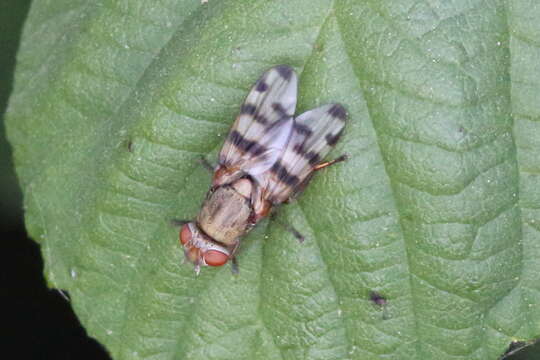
178,65,348,273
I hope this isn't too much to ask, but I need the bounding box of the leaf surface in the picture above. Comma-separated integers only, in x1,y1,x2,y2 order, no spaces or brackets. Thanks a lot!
6,0,540,359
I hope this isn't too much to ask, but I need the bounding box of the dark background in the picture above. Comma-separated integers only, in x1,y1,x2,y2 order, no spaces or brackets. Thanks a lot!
0,1,537,359
0,0,110,358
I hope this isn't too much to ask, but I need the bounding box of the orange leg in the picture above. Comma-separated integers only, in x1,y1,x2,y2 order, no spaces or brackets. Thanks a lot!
270,154,349,243
313,154,348,171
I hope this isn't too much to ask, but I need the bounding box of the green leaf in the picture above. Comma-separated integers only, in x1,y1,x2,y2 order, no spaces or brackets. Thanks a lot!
6,0,540,359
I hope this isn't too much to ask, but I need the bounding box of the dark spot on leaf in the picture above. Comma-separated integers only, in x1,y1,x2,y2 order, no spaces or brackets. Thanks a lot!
369,291,390,320
126,139,133,152
369,291,387,306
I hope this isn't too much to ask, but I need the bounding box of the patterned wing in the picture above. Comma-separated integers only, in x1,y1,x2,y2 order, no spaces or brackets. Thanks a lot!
218,65,298,176
262,103,347,204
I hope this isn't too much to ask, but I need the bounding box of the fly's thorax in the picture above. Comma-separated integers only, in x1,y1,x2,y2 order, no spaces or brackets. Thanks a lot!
230,177,252,197
197,178,254,245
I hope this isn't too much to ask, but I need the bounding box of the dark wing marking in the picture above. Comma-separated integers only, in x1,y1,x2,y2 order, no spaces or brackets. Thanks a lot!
262,103,347,203
218,65,298,176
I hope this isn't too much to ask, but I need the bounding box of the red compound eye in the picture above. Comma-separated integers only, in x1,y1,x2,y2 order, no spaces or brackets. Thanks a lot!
179,224,192,245
203,250,229,267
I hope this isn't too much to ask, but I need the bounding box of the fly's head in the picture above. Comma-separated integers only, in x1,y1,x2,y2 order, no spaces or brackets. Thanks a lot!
179,222,230,274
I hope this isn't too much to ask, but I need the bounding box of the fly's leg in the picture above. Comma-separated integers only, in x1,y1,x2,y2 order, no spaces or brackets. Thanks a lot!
170,219,189,227
313,154,348,171
231,257,240,275
198,155,214,173
270,212,305,243
285,154,349,204
276,154,349,237
279,221,305,243
229,241,241,274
